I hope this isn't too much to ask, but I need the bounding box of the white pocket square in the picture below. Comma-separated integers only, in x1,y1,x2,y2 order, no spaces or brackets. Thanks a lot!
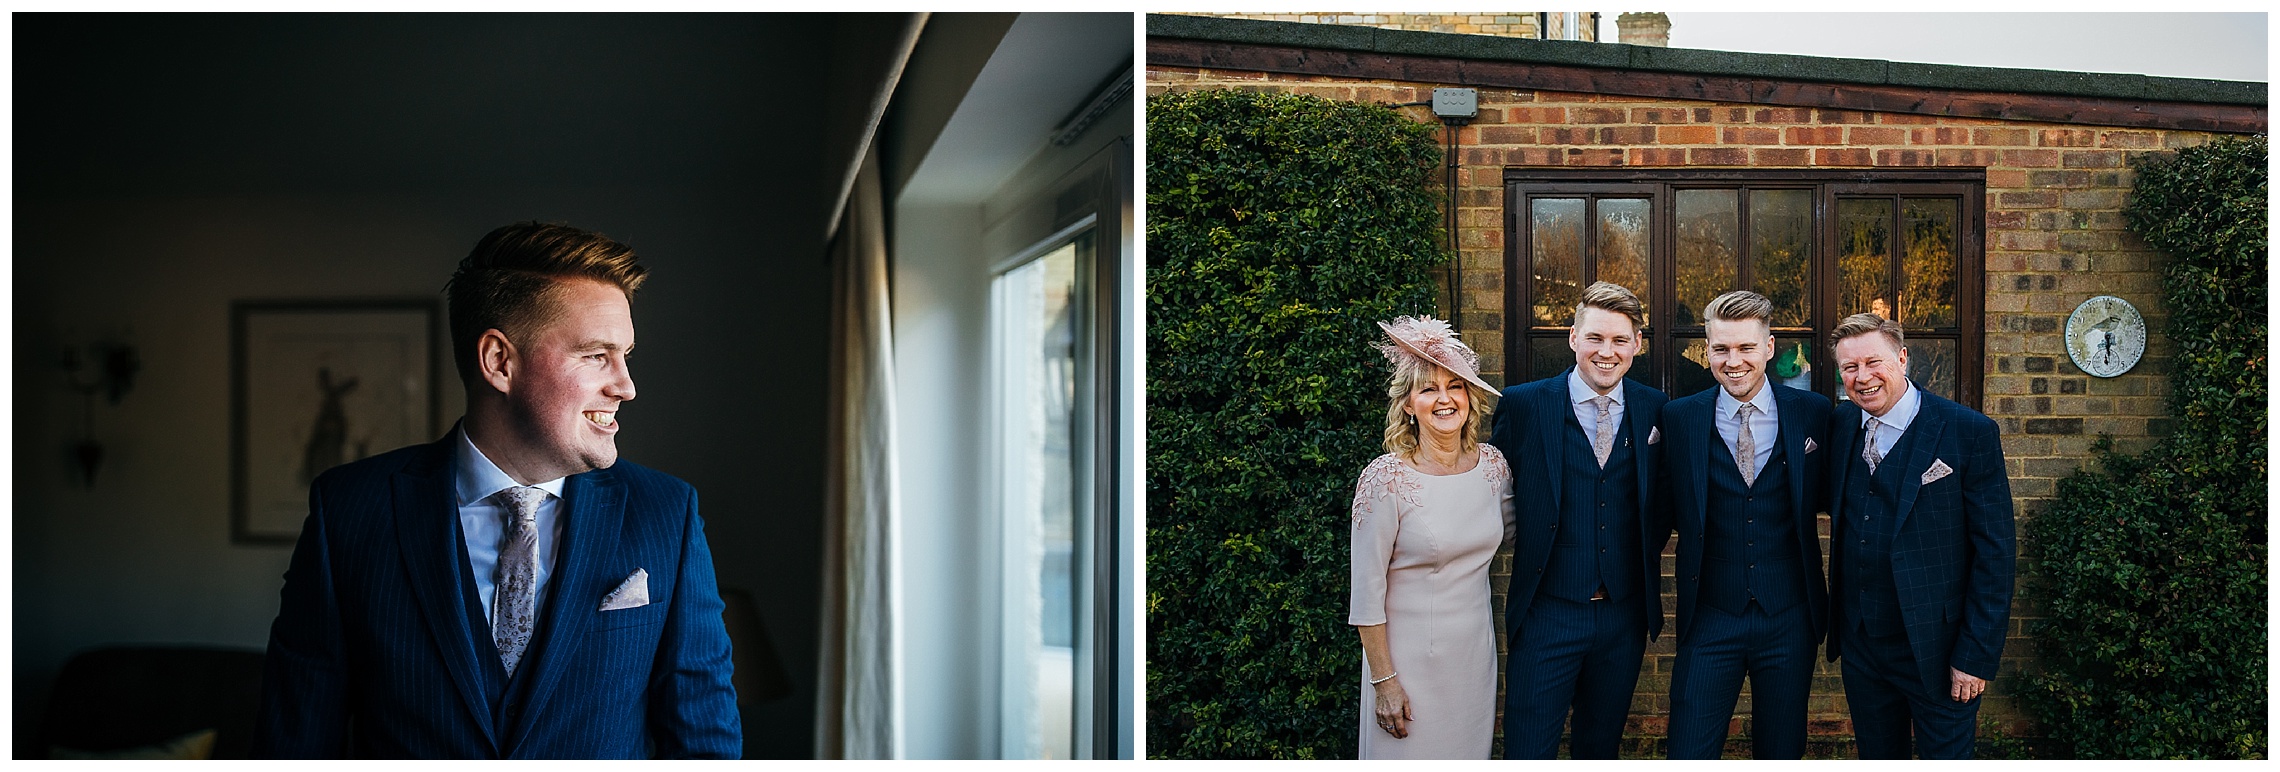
1922,460,1954,485
1805,437,1819,454
1648,426,1662,445
599,568,650,611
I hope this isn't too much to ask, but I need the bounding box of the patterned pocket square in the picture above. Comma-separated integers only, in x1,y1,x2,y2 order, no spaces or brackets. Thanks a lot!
599,568,650,611
1922,459,1954,485
1805,437,1820,454
1648,426,1662,445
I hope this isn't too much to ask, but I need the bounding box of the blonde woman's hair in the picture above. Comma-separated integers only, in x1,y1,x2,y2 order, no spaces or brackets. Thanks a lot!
1382,356,1494,458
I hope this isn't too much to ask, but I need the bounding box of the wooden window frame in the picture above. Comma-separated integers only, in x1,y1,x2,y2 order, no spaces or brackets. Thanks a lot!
1502,168,1986,409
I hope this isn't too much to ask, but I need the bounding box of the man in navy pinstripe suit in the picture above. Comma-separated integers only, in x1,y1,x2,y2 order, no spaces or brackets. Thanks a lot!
256,222,740,758
1824,313,2014,760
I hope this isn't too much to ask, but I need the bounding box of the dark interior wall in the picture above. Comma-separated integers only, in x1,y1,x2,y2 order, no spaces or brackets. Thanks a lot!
11,13,882,758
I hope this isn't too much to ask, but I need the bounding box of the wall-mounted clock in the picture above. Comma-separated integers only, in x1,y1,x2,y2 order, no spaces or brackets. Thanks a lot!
2064,295,2146,378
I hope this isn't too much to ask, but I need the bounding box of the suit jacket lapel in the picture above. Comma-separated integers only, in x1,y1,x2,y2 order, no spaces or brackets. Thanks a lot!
1888,395,1947,536
1538,370,1570,509
391,432,499,752
1773,387,1810,524
1625,379,1654,507
504,465,626,751
1829,405,1861,521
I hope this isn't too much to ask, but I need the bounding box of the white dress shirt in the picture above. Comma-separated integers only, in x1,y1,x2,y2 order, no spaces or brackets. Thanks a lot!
1715,384,1780,480
1566,368,1626,436
1860,380,1924,461
456,428,568,632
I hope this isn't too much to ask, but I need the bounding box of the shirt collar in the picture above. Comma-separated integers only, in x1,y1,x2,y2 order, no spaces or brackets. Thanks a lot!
455,425,568,507
1567,368,1624,406
1715,383,1776,420
1862,380,1923,431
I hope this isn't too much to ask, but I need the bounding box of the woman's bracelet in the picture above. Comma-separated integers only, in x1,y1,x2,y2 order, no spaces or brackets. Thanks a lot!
1368,671,1399,685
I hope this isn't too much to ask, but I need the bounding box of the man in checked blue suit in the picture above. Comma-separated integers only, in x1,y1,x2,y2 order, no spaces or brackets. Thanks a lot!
1489,281,1669,760
1824,313,2014,759
1657,291,1831,759
256,222,740,758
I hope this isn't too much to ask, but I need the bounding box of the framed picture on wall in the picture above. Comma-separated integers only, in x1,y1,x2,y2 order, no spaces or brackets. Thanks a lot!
232,299,442,545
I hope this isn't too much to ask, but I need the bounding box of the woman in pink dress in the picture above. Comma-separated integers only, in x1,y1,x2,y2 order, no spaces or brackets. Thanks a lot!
1351,316,1516,759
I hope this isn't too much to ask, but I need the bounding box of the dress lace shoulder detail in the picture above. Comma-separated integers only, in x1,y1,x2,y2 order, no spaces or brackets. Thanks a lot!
1352,454,1424,527
1479,443,1512,490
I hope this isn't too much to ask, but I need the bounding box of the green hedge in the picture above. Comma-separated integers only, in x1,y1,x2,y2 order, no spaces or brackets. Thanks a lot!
1145,89,1448,758
2019,135,2267,759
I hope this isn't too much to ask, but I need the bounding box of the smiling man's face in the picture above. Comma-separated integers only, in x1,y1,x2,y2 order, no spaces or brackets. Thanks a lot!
1569,306,1641,395
497,277,637,482
1835,332,1909,417
1705,315,1775,402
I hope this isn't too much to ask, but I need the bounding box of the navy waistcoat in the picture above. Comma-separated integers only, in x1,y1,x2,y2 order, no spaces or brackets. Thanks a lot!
1543,406,1642,602
1700,431,1804,615
1839,426,1911,635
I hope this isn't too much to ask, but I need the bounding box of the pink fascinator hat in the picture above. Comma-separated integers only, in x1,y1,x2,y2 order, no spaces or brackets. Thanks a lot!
1375,315,1498,395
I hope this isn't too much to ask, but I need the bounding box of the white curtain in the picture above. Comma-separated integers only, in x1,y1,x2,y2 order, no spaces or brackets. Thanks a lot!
818,144,902,760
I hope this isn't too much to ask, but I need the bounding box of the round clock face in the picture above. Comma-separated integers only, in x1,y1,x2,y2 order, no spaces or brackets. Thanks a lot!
2064,295,2146,378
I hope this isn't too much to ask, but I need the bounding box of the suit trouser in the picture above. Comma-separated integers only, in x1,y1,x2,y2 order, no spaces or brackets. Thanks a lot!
1501,594,1647,760
1838,620,1980,759
1667,600,1815,759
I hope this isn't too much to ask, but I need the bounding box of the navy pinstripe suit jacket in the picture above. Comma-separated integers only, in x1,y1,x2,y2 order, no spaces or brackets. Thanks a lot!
255,429,740,758
1824,388,2016,694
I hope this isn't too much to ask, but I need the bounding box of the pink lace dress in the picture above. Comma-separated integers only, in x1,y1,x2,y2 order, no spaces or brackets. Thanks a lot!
1349,444,1516,759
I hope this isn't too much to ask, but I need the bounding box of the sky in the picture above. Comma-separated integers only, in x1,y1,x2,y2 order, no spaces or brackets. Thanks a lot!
1587,12,2268,82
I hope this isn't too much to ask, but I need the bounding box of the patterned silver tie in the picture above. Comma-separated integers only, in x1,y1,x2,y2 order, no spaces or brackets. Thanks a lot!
1735,402,1758,487
495,486,546,678
1591,395,1615,468
1862,416,1886,473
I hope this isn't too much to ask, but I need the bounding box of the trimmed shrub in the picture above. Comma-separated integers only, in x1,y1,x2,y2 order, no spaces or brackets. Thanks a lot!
1145,89,1448,758
2019,136,2267,759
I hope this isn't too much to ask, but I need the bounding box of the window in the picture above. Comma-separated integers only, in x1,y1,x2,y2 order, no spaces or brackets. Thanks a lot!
1503,169,1985,408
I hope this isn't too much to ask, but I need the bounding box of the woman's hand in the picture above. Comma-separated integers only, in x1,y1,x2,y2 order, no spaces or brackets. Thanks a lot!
1372,676,1413,738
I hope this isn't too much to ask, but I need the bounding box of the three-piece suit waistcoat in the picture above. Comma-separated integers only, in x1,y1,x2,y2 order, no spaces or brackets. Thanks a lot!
1699,434,1803,615
1543,408,1642,603
1839,427,1917,636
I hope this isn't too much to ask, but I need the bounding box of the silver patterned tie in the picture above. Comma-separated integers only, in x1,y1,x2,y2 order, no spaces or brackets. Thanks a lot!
1735,402,1758,487
1862,416,1886,473
1591,395,1615,468
495,486,546,678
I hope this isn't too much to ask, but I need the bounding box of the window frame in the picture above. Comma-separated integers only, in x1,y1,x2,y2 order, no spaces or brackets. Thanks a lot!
1502,168,1986,409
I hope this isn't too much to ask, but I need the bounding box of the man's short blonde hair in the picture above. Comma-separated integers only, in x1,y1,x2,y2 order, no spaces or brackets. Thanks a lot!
1829,312,1906,353
1575,281,1645,331
1703,290,1774,329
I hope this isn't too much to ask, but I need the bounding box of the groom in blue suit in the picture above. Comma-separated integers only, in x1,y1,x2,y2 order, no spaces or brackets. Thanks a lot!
1824,313,2014,759
256,222,741,758
1658,291,1831,759
1489,281,1668,760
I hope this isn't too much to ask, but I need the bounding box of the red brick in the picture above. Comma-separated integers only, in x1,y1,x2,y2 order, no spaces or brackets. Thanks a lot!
1567,147,1627,166
2003,149,2061,167
1876,149,1937,166
1691,107,1713,122
1658,125,1717,144
1601,125,1658,144
1850,127,1906,144
1508,147,1565,165
1878,113,1941,124
1816,110,1872,124
1632,107,1692,124
1723,126,1782,145
1712,107,1749,123
1936,148,1997,166
1997,231,2058,251
2064,150,2122,168
1974,128,2032,146
2000,191,2059,208
1478,126,1535,144
1691,147,1749,165
1573,107,1626,124
1629,148,1688,165
1755,148,1811,166
1817,148,1873,166
1987,168,2029,188
1786,126,1846,145
1506,106,1567,124
2040,129,2098,147
1541,126,1594,144
1987,211,2027,229
1912,127,1970,145
2100,131,2160,149
1755,107,1814,123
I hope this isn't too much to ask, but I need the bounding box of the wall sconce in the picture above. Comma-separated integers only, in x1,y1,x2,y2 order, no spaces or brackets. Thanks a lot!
61,339,140,487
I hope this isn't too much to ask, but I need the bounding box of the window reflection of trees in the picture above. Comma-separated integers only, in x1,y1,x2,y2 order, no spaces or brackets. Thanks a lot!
1532,198,1584,326
1674,190,1737,328
1750,189,1812,327
1903,199,1957,328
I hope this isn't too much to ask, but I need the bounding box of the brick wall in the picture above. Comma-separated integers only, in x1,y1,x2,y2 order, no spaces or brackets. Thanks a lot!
1165,11,1597,41
1151,64,2237,756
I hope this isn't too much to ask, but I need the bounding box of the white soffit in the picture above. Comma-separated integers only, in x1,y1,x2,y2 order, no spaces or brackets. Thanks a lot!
899,12,1132,206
